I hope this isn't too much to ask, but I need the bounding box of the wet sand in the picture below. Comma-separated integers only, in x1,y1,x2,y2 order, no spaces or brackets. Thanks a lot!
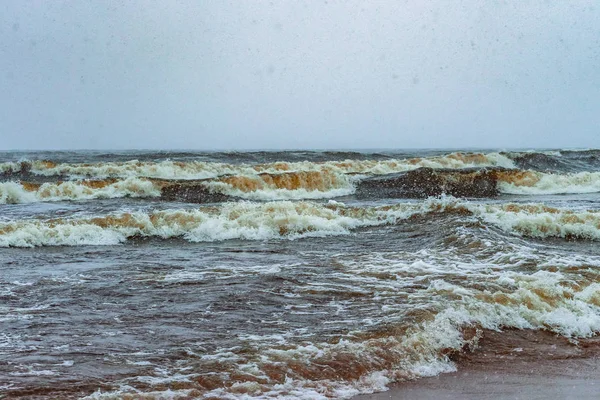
355,329,600,400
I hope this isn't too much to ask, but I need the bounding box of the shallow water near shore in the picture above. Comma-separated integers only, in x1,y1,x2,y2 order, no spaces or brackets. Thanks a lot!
355,329,600,400
1,149,599,399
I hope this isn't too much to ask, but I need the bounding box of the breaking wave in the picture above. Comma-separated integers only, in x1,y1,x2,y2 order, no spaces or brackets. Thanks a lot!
0,199,465,247
0,178,161,204
208,170,357,200
497,171,600,195
4,149,600,400
4,168,600,205
476,202,600,241
2,198,600,247
0,171,356,204
357,169,600,199
506,149,600,172
0,152,515,179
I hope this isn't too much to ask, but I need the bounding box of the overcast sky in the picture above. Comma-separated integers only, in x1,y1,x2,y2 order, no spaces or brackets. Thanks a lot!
1,1,599,150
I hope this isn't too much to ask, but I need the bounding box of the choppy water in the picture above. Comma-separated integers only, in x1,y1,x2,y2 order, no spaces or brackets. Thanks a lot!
1,149,599,399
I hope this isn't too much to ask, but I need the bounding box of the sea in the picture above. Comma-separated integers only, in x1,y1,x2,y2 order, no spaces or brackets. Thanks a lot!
1,149,599,399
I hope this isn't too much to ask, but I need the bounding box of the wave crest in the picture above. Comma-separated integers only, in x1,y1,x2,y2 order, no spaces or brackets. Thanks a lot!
3,198,600,247
0,199,467,247
497,171,600,194
0,152,515,180
0,178,161,204
477,202,600,240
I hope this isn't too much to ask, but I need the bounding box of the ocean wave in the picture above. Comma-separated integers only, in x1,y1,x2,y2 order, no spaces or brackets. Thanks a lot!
497,171,600,194
3,168,600,205
0,171,356,204
0,199,467,247
505,149,600,172
0,178,161,204
3,198,600,247
0,152,515,179
0,161,24,175
207,170,357,200
356,168,500,198
357,169,600,199
475,202,600,241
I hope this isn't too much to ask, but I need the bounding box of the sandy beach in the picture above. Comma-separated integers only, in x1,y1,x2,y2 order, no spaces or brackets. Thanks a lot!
354,329,600,400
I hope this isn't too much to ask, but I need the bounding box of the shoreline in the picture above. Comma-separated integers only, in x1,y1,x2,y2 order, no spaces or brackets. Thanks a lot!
354,328,600,399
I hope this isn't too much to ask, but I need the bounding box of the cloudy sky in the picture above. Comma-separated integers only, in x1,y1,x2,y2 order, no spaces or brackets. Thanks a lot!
1,1,599,150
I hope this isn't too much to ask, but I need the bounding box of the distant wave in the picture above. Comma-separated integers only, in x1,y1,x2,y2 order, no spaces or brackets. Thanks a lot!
0,152,516,179
204,170,357,200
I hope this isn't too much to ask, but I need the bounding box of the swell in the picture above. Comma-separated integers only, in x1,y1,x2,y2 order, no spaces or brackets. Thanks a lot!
148,171,354,203
2,198,600,247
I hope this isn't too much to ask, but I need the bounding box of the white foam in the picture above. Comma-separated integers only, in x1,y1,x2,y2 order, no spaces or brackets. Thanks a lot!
0,178,161,204
5,169,600,205
14,228,600,398
82,388,196,400
474,202,600,240
4,197,599,247
9,368,56,376
6,152,515,179
0,182,37,204
498,171,600,195
0,199,461,247
222,251,600,398
1,196,598,248
0,161,22,174
424,271,600,337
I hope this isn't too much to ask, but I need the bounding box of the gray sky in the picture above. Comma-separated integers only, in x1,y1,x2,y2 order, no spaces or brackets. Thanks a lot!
1,1,599,150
